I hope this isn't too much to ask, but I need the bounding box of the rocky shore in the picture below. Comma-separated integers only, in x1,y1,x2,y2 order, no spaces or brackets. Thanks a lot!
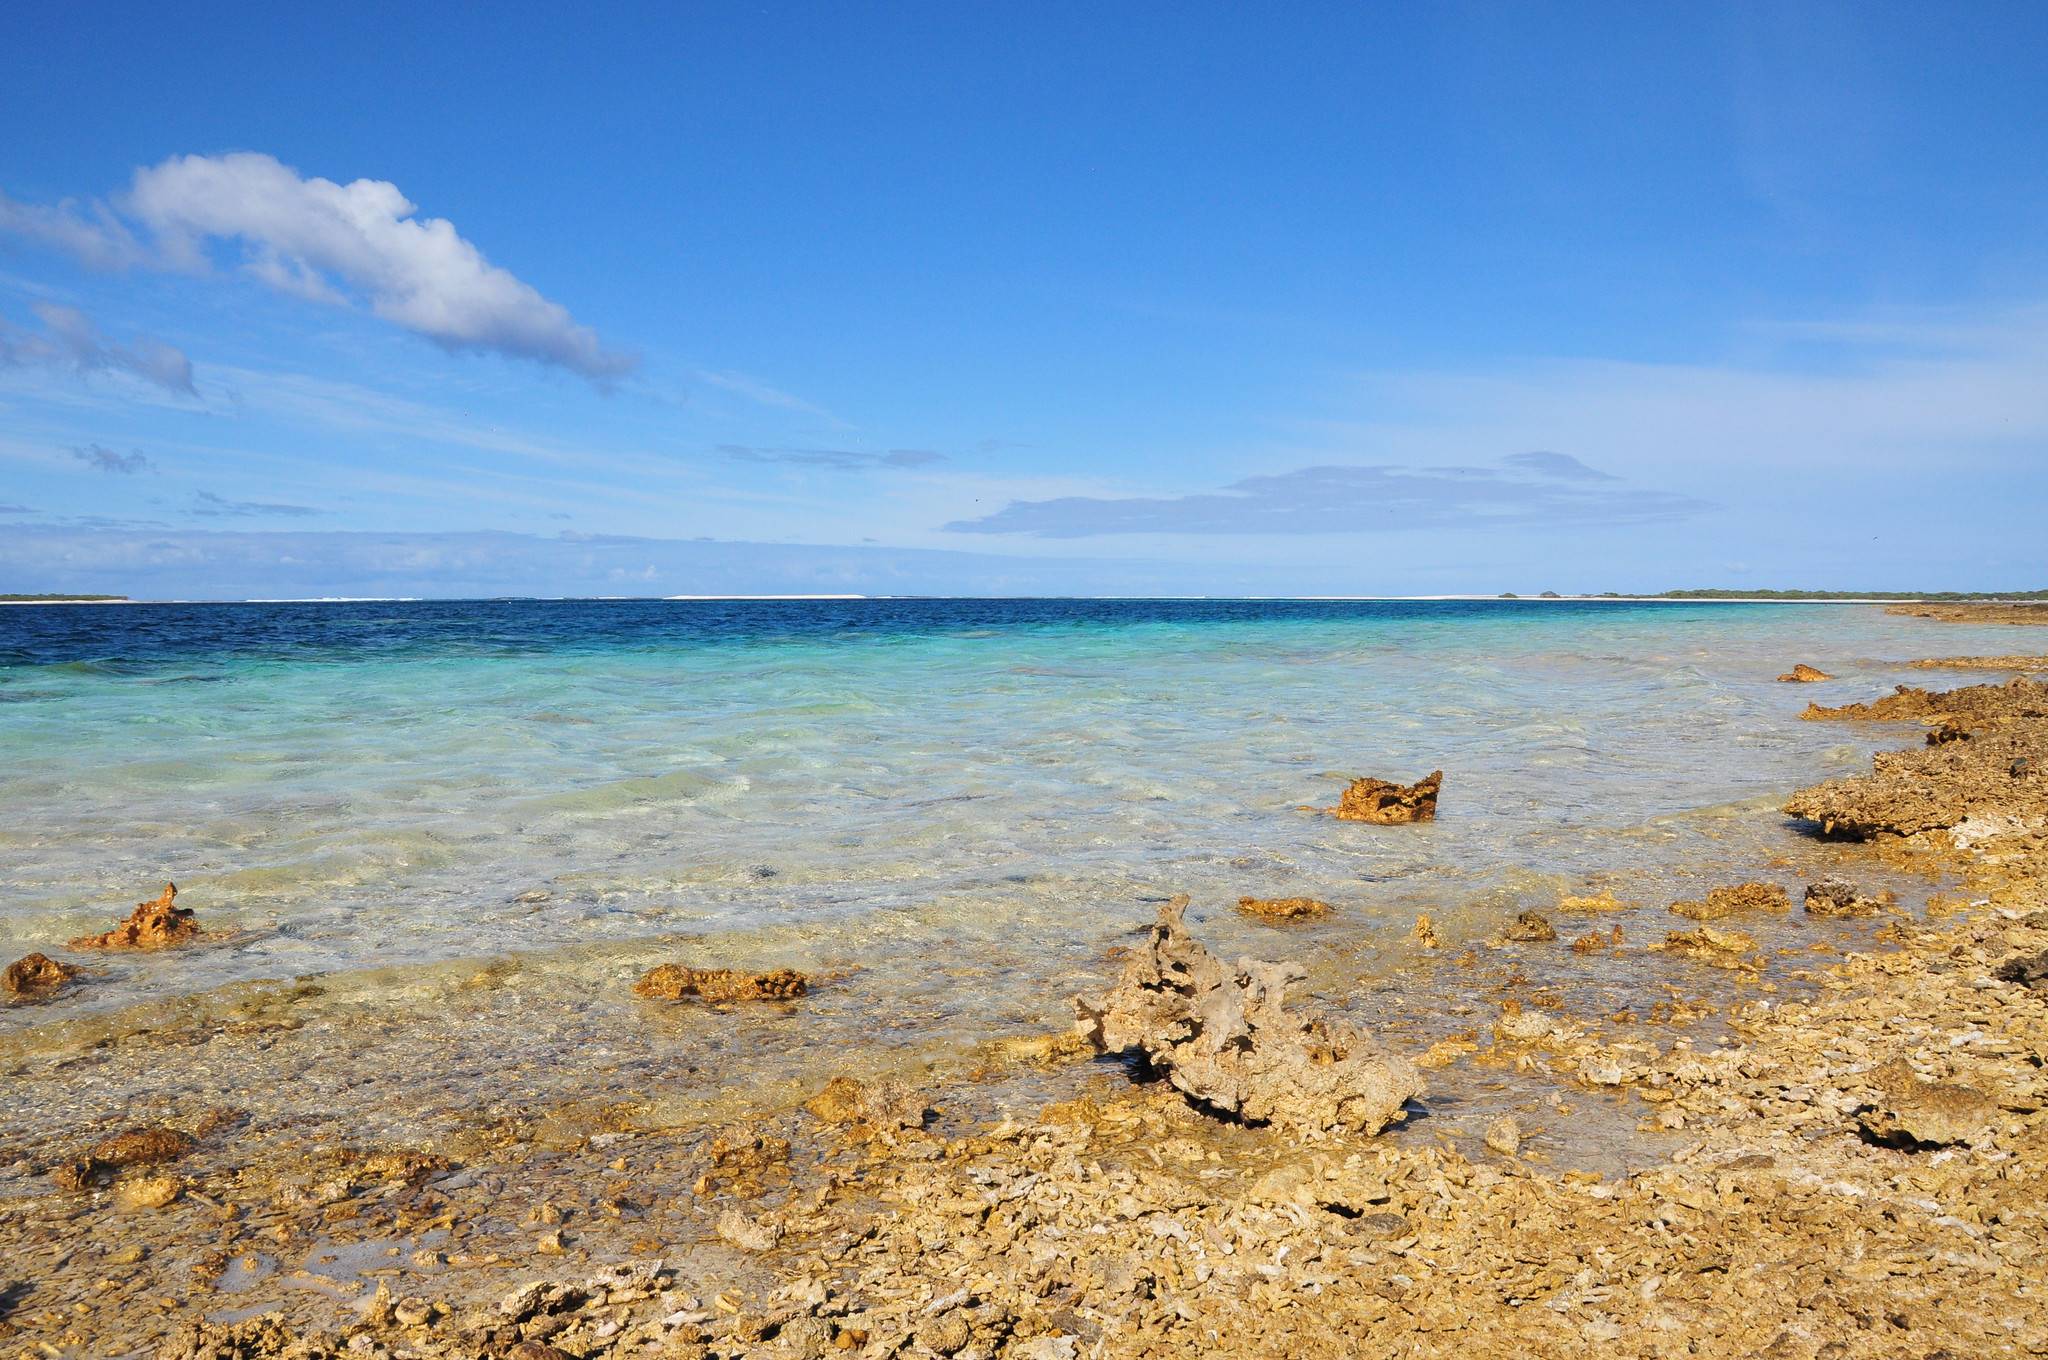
4,650,2046,1358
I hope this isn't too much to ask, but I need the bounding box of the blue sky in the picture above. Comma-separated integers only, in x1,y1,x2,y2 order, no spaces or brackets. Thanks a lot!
2,1,2044,598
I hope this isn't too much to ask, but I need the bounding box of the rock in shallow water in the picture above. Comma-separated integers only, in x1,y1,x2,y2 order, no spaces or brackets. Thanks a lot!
1235,895,1331,921
69,882,200,950
1,951,80,998
1073,895,1422,1137
632,964,808,1002
1327,770,1442,824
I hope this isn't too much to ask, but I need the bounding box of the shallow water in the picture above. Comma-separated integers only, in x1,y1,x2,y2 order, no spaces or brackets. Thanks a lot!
0,598,2029,1145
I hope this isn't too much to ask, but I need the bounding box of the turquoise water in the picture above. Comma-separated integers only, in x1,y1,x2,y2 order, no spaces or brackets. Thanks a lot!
0,598,2024,1140
0,599,2018,1002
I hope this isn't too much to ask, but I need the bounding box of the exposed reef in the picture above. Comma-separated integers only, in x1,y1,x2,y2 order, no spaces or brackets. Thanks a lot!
1074,895,1421,1136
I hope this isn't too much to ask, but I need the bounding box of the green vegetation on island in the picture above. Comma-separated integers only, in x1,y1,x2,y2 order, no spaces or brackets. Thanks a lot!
0,593,129,603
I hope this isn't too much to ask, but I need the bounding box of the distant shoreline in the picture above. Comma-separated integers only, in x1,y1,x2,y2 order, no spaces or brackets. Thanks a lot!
4,592,2045,607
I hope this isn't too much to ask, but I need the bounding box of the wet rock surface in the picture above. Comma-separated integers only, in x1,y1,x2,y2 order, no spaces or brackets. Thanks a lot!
1777,663,1831,682
68,882,200,950
1234,895,1331,921
633,964,809,1003
1074,896,1422,1136
2,951,80,999
1803,876,1896,917
1327,770,1442,824
1669,881,1790,920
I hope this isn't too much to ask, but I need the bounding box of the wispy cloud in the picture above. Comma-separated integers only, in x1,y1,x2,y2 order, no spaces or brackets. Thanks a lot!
191,490,323,518
0,503,32,514
722,444,946,471
0,301,196,395
694,369,837,420
2,153,632,383
1502,450,1615,481
71,443,155,474
946,454,1703,538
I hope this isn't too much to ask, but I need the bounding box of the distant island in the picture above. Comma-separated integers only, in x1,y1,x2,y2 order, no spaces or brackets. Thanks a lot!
0,593,129,603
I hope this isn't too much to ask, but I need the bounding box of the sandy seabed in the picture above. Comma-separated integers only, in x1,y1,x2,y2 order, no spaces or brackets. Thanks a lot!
4,627,2047,1359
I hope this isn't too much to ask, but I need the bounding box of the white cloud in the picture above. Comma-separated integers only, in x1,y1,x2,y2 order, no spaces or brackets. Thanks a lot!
2,153,632,383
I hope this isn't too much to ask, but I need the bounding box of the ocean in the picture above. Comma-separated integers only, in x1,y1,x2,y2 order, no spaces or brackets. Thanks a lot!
0,598,2015,1144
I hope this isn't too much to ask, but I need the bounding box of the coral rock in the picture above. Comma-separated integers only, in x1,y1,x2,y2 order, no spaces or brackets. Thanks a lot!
1778,664,1832,682
1654,926,1757,968
1803,877,1896,917
1328,770,1442,824
1236,895,1332,921
1993,947,2048,991
1857,1062,1998,1149
801,1076,930,1131
1669,882,1790,920
633,964,808,1002
2,952,80,998
1500,911,1557,942
69,883,199,950
1410,915,1441,949
1073,896,1422,1137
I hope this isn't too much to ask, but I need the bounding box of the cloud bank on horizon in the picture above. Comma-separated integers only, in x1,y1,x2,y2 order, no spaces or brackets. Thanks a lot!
948,453,1698,538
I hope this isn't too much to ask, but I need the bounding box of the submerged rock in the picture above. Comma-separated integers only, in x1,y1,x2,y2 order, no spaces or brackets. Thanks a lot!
632,964,808,1002
1073,896,1422,1137
69,883,199,950
1653,926,1758,969
1669,882,1790,920
802,1075,930,1131
1328,770,1442,824
53,1125,197,1192
1236,895,1331,921
1803,877,1896,917
2,951,80,998
1500,911,1557,942
1778,664,1832,682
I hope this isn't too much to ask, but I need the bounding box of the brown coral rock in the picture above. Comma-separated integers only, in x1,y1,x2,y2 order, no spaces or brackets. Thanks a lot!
1073,895,1422,1136
1669,882,1790,920
632,963,808,1002
1654,926,1757,968
1235,895,1331,921
1328,770,1442,824
1857,1062,1998,1148
1777,663,1832,682
69,883,199,950
1801,676,2048,726
1803,877,1896,917
2,951,80,997
1500,911,1557,942
91,1127,196,1167
1785,722,2047,839
801,1076,930,1131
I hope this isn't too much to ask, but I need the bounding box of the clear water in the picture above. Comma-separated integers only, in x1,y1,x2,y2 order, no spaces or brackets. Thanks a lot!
0,599,2025,1142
